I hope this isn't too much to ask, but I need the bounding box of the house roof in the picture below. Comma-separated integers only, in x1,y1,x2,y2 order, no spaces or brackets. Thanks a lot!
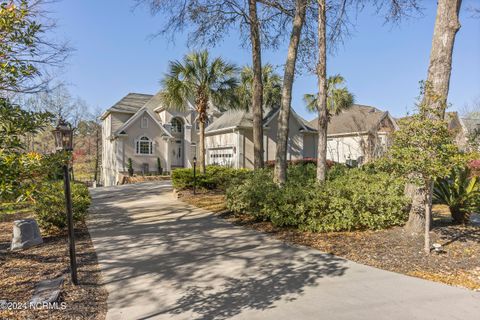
112,107,173,139
309,104,390,135
101,93,153,119
461,117,480,134
205,107,315,133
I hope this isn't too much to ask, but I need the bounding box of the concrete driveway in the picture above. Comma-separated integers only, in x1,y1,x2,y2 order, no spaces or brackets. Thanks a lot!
88,182,480,320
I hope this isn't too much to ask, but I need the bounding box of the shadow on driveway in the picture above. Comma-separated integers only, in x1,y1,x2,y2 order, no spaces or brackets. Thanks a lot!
88,182,347,319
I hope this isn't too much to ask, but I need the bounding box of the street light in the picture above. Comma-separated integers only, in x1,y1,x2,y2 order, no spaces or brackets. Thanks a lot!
52,118,78,285
193,156,197,195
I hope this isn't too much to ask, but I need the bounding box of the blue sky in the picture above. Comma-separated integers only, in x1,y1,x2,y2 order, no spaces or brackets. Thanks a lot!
51,0,479,121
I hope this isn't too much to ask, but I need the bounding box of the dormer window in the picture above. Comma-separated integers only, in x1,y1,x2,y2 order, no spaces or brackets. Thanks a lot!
135,136,153,155
141,116,149,129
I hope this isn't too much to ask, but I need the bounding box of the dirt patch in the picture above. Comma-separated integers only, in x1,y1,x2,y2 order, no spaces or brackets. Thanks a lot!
180,191,480,291
0,211,107,319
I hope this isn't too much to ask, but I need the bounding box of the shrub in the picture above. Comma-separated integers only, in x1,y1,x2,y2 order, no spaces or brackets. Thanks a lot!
127,158,134,176
433,166,480,224
264,158,335,168
226,168,408,232
172,165,251,191
33,181,91,231
304,169,409,232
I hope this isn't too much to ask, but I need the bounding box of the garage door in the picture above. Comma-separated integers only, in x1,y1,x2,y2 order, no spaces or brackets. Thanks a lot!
207,147,235,167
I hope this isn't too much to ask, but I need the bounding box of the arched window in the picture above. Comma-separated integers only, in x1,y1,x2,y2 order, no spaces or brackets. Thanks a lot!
135,136,153,155
171,118,183,133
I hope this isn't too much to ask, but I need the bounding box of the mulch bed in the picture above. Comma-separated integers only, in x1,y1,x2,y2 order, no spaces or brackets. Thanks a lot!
180,190,480,291
0,211,108,319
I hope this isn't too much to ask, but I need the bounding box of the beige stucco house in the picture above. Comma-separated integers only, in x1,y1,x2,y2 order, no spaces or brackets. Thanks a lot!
101,92,221,186
101,91,397,185
309,105,398,165
204,107,317,169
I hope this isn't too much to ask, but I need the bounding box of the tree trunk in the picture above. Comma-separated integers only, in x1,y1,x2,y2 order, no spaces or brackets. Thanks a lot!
198,120,206,174
315,0,328,182
424,180,433,254
424,0,462,116
249,0,264,170
273,0,307,184
406,0,462,233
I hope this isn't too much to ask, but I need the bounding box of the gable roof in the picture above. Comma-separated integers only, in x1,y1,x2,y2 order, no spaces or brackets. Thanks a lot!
309,104,393,135
112,107,173,138
206,107,316,134
101,93,153,119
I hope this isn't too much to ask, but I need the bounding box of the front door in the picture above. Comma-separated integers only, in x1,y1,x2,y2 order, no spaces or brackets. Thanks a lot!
172,140,183,167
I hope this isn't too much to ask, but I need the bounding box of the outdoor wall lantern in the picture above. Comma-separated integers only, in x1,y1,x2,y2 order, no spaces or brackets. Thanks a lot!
52,118,78,285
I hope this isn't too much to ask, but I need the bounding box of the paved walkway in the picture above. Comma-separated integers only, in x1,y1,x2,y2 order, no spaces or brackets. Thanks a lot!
88,182,480,320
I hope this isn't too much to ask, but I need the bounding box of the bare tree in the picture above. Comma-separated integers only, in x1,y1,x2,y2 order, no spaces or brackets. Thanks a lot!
0,0,72,96
136,0,294,170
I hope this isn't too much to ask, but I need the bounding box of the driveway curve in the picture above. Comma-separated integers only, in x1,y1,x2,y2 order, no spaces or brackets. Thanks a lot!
88,181,480,320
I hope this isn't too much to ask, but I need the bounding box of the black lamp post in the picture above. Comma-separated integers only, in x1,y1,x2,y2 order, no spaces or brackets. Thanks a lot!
193,156,197,195
52,118,78,285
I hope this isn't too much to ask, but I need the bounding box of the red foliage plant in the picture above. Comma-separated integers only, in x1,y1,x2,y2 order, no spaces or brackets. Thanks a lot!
468,159,480,177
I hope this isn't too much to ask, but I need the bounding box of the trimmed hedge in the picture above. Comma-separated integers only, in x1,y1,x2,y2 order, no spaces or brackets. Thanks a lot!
172,165,251,191
33,181,91,231
226,165,408,232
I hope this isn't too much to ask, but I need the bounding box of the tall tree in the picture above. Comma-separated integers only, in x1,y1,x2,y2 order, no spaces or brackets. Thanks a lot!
405,0,463,233
315,0,328,182
237,64,282,110
137,0,292,170
274,0,308,184
304,74,354,181
249,0,265,169
160,51,238,173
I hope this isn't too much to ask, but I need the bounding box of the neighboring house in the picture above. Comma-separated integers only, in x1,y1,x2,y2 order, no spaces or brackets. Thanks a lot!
101,91,220,186
204,107,317,169
460,116,480,151
309,105,398,165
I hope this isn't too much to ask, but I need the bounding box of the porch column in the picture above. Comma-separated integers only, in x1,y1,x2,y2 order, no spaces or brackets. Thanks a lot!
165,138,172,173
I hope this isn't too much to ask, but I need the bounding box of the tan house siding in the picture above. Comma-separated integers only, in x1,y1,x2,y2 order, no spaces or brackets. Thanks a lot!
122,111,169,173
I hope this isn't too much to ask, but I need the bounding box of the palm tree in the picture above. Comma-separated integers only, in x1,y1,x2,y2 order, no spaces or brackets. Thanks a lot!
237,64,282,111
304,74,354,182
161,50,238,173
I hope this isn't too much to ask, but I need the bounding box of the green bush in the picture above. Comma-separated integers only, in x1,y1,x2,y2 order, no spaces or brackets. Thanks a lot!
172,165,251,191
304,169,409,232
33,181,91,231
226,167,408,232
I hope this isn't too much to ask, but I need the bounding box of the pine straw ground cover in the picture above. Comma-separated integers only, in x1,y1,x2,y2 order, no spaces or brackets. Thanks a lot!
179,190,480,291
0,209,107,320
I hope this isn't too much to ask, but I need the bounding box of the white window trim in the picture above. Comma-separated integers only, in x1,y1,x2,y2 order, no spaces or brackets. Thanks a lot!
135,136,154,156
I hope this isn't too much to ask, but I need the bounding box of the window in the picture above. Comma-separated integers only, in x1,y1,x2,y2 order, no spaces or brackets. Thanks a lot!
171,118,182,133
141,116,149,129
135,136,153,155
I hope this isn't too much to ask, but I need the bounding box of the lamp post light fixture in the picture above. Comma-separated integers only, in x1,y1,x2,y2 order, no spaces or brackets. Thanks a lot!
193,156,197,195
52,118,78,285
